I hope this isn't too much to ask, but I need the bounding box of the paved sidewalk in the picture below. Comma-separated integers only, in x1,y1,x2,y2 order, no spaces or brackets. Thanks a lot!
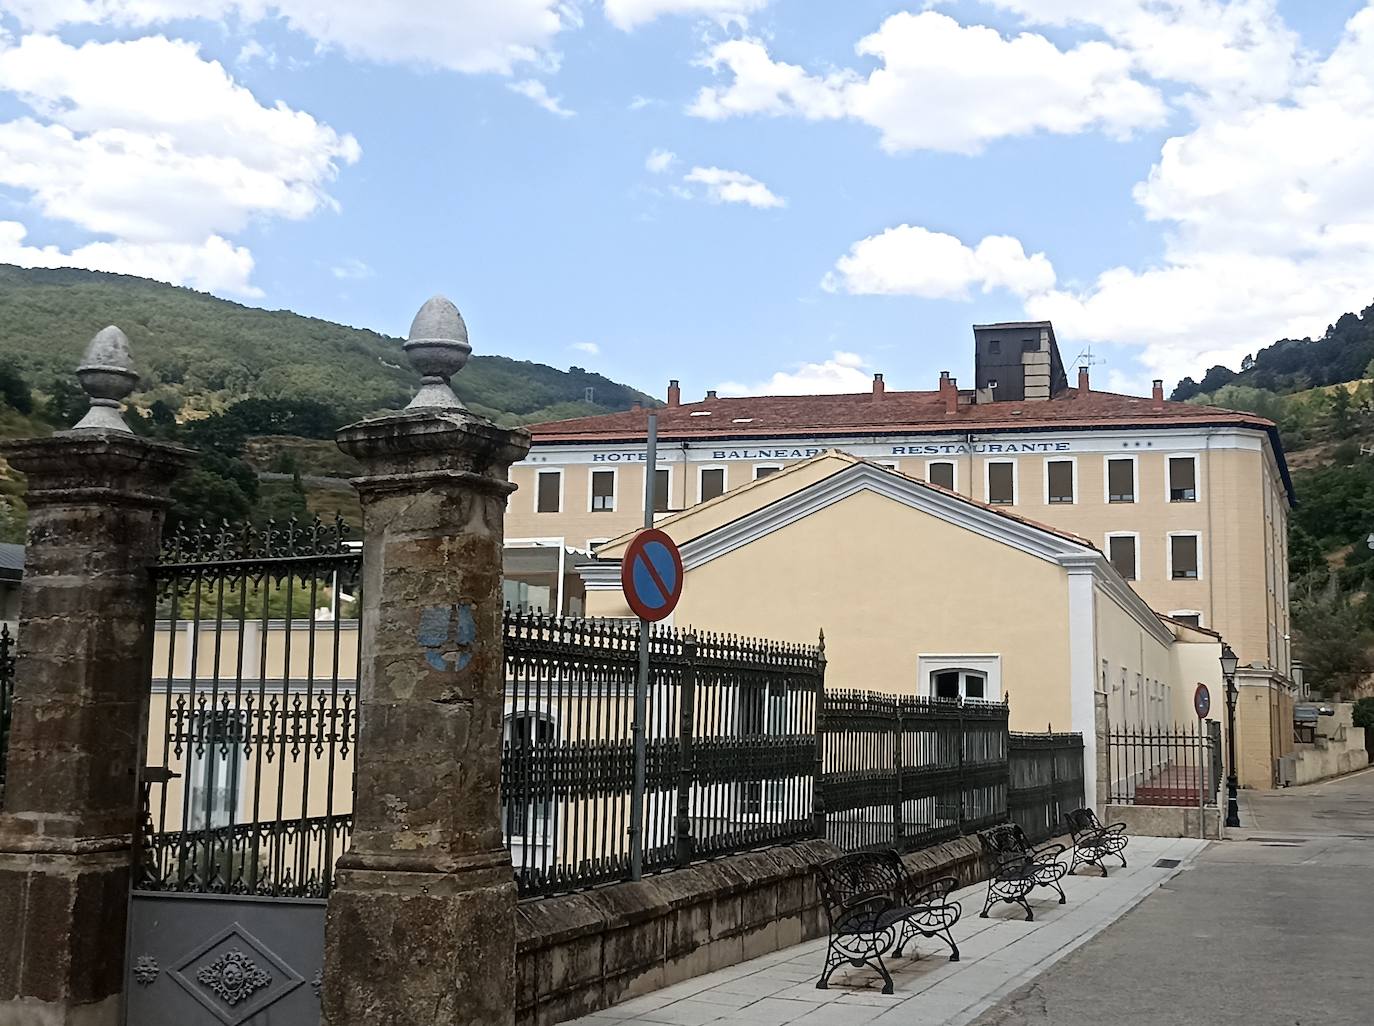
568,836,1207,1026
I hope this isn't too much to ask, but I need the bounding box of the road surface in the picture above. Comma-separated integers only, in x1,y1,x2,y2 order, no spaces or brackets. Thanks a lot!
970,767,1374,1026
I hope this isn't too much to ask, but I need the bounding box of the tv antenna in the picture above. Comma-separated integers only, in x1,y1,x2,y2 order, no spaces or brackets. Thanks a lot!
1070,345,1105,372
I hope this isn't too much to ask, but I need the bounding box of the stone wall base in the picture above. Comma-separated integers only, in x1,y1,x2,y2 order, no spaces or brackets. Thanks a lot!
515,835,1000,1026
322,868,517,1026
1106,803,1222,840
0,849,129,1026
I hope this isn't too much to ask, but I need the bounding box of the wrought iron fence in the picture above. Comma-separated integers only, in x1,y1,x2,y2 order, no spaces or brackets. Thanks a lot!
1008,732,1085,843
1107,722,1220,807
819,691,1011,854
0,623,13,803
136,516,361,897
501,611,824,897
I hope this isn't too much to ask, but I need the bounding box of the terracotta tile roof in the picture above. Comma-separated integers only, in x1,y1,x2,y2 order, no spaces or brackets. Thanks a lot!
528,387,1277,443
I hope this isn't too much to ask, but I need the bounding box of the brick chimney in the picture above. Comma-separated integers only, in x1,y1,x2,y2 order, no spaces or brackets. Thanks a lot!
940,371,958,415
1151,379,1165,410
1077,366,1090,393
872,372,885,399
667,379,681,407
705,389,718,400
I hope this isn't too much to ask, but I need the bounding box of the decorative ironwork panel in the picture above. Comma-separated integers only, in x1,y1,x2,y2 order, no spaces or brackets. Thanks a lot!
819,691,1013,854
1008,732,1085,843
500,611,824,897
127,894,324,1026
137,515,361,899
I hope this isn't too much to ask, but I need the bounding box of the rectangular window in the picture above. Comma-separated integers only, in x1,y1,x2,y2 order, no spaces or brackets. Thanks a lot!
590,469,615,512
1107,535,1137,580
1171,612,1202,628
1107,458,1135,503
753,464,782,480
187,711,246,829
1169,456,1197,502
653,468,670,513
989,340,1001,355
987,461,1015,504
700,467,726,502
1047,460,1075,503
535,470,561,513
927,461,955,490
1170,534,1200,579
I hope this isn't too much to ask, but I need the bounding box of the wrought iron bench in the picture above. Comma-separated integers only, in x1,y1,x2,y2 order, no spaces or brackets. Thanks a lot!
978,823,1068,921
815,851,962,994
1065,808,1129,876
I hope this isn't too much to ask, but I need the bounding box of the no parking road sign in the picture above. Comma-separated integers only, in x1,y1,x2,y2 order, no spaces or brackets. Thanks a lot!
621,528,683,622
1194,682,1212,720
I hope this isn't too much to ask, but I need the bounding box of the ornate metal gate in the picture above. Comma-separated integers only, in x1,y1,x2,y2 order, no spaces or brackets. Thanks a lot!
126,518,360,1026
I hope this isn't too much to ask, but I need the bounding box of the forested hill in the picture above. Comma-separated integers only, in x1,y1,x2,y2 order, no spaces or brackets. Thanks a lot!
0,264,653,425
1172,299,1374,401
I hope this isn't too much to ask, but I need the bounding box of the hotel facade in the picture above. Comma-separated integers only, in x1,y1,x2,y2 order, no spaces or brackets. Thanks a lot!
508,321,1297,787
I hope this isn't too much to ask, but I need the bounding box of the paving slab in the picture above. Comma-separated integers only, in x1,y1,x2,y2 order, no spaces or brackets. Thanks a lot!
567,835,1206,1026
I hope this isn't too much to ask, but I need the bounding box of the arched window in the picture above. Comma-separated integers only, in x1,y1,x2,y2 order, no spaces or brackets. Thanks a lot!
931,669,988,701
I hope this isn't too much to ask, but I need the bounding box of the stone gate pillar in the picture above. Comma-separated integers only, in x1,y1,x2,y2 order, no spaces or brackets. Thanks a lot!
322,297,531,1026
0,327,192,1025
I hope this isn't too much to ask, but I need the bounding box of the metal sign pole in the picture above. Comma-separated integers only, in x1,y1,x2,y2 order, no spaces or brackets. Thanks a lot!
629,413,657,881
1197,720,1205,840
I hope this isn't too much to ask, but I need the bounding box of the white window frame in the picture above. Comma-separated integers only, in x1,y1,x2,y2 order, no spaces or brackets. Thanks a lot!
534,468,564,514
917,654,1002,702
983,459,1018,506
587,466,617,514
1104,531,1140,581
1103,454,1138,504
501,710,557,848
752,463,784,480
1166,453,1202,503
1167,530,1204,581
697,464,728,504
925,459,958,491
186,710,247,830
1168,609,1205,627
1044,455,1078,505
651,465,673,513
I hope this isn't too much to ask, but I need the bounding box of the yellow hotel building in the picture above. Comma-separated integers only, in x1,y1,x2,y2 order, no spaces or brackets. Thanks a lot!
509,322,1297,787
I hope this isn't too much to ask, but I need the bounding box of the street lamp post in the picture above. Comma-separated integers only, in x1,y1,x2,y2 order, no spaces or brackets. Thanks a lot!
1221,642,1241,828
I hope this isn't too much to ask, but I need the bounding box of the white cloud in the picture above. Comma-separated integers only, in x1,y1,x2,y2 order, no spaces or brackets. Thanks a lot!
603,0,772,32
824,225,1056,300
971,0,1304,108
571,341,600,355
717,351,873,396
682,166,784,208
0,220,259,295
236,39,276,67
1,1,572,75
0,34,357,293
508,78,576,117
688,13,1167,154
1024,4,1374,384
628,94,656,110
645,148,676,173
331,258,372,280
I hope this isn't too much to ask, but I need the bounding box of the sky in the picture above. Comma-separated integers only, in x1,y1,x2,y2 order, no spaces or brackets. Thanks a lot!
0,1,1372,404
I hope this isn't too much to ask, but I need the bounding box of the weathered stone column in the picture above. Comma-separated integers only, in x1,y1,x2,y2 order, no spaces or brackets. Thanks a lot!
0,327,192,1026
322,297,531,1026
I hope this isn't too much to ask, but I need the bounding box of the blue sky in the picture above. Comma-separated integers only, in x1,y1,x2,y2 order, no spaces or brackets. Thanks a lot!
1,1,1372,403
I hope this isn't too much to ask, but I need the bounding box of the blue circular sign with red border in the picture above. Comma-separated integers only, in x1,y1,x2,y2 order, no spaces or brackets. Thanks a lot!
621,528,684,622
1193,682,1211,720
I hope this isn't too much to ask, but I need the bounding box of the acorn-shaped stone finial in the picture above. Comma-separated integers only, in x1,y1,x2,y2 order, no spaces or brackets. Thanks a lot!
403,295,470,410
71,325,139,432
